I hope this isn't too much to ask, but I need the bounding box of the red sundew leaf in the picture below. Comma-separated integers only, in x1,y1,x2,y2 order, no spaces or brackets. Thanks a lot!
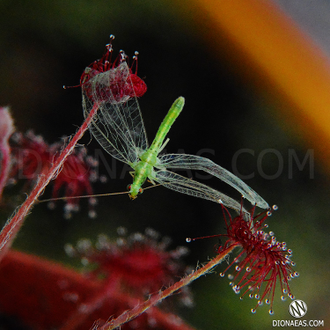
218,205,298,314
0,250,102,329
80,35,147,103
9,131,100,218
65,230,192,299
0,250,195,330
10,131,52,181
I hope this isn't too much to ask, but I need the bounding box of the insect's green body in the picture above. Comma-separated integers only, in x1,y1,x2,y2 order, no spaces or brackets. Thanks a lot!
129,97,184,199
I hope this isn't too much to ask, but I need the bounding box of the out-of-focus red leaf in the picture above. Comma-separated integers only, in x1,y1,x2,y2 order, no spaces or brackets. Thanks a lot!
0,250,102,329
0,250,195,330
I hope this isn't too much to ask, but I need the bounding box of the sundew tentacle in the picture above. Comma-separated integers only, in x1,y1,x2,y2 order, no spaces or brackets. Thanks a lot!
80,35,147,101
217,205,297,313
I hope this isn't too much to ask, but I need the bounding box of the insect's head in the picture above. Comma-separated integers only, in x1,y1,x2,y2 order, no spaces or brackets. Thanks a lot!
127,184,143,200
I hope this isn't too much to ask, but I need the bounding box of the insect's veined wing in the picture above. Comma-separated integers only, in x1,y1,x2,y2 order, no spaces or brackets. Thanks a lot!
154,169,249,216
157,154,269,209
82,62,148,165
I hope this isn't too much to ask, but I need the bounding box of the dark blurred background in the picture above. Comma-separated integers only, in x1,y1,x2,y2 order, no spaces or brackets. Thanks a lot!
0,0,329,329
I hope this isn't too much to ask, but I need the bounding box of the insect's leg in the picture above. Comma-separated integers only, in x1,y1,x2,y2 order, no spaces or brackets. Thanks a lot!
147,178,156,185
147,170,157,185
158,138,170,153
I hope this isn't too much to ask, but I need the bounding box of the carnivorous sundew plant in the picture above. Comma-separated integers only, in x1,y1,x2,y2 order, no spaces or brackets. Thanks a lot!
9,130,102,219
0,35,299,329
217,205,298,315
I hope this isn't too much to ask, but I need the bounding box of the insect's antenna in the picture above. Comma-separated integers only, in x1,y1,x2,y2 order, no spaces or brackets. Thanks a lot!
37,183,161,204
186,233,223,243
143,183,161,190
37,190,130,204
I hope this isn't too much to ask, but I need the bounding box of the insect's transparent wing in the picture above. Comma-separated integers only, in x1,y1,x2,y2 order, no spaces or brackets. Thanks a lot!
157,154,269,209
154,169,248,216
82,62,148,164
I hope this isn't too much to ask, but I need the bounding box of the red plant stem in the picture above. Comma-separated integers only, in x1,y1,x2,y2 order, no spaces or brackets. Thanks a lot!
62,275,198,330
0,103,99,262
145,307,197,330
99,245,237,330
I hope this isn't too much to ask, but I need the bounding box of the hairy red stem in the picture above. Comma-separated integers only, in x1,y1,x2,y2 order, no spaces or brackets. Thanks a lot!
99,245,236,330
0,103,99,261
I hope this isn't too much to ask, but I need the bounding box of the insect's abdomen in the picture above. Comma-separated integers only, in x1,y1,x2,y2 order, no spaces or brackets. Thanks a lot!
149,97,185,153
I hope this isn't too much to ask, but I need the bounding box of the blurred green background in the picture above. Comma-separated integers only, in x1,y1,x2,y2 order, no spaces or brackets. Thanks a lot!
0,0,329,329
